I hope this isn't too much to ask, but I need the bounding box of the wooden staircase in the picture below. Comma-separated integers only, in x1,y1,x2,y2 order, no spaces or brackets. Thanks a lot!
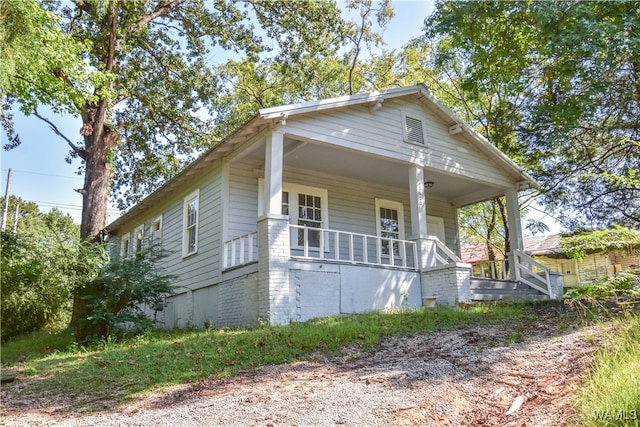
470,278,548,301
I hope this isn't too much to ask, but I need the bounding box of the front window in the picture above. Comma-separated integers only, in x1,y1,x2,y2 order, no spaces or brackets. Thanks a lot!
134,226,143,253
182,189,200,257
121,234,130,258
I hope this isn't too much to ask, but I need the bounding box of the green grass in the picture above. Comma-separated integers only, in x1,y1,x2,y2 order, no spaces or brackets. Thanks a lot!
574,314,640,427
1,303,531,405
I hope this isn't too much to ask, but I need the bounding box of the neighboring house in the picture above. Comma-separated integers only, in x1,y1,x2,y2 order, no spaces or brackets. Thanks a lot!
462,234,640,287
107,84,560,329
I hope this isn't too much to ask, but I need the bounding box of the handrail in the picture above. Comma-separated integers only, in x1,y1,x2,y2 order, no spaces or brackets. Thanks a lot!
425,236,462,268
513,249,551,295
290,224,418,270
468,249,552,296
223,231,258,269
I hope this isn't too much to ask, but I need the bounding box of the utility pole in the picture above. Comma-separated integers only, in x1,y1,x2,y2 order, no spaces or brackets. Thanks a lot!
1,168,12,231
13,201,19,233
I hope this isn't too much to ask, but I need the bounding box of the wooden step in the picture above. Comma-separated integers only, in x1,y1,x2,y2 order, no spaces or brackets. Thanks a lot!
471,293,548,301
469,278,547,301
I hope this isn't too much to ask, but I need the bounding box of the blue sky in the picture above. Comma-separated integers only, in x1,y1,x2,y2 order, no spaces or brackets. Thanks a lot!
3,1,558,235
1,1,433,224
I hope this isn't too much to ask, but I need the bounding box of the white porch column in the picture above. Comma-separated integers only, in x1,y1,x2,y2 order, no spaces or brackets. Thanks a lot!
258,129,292,325
408,165,429,270
505,187,524,252
263,130,284,215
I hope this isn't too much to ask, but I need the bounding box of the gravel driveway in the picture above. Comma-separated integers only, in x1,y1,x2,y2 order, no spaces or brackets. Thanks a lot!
1,304,606,426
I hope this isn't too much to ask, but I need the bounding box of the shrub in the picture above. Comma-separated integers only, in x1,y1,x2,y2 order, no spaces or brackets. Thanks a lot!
77,247,178,341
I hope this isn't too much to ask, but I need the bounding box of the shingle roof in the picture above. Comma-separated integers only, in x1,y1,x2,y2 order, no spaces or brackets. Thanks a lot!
461,234,564,263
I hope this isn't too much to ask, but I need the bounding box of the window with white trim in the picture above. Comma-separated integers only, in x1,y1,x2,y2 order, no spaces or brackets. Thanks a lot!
402,111,427,145
151,216,162,244
375,199,405,256
134,225,144,254
121,233,130,258
182,189,199,257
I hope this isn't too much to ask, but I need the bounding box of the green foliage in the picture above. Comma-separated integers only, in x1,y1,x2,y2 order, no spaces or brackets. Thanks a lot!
424,0,640,230
566,272,640,301
562,226,640,261
574,314,640,427
79,247,178,341
0,198,98,340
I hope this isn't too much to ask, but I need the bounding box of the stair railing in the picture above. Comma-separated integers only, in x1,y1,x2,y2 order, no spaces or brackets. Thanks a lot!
511,249,551,296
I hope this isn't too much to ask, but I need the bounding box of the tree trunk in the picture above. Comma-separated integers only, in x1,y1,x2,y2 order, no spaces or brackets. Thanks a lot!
69,2,121,342
70,103,118,341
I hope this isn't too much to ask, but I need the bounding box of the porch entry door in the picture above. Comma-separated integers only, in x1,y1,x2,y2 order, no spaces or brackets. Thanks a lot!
426,215,445,243
375,199,405,258
282,190,323,249
560,260,579,287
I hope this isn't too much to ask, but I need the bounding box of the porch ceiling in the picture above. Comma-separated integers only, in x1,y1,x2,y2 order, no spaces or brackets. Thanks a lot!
243,138,506,207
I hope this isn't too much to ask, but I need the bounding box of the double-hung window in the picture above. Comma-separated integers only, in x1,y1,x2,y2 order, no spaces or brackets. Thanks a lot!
182,189,200,257
121,233,130,258
134,225,144,254
375,199,405,257
151,216,162,244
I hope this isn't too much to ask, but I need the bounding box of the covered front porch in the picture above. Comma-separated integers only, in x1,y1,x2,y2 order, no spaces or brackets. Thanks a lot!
219,124,550,324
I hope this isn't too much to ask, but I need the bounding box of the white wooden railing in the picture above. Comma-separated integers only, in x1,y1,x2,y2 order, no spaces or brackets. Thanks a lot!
290,224,418,270
425,236,463,268
512,249,551,295
472,259,509,280
223,231,258,269
469,249,552,296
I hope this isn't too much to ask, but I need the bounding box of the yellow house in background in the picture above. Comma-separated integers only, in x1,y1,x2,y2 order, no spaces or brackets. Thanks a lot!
462,234,640,288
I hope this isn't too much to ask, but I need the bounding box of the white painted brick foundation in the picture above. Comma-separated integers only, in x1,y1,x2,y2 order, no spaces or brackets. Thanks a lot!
257,215,293,325
420,264,472,307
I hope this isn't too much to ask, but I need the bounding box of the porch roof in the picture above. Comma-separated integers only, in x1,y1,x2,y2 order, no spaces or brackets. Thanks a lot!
107,84,538,235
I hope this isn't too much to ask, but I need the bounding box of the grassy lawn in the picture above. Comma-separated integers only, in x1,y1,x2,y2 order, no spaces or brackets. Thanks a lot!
2,300,638,425
574,313,640,427
2,303,530,402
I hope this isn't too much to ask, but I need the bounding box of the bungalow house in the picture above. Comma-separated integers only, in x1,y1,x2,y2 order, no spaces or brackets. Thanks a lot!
107,84,563,328
462,234,640,288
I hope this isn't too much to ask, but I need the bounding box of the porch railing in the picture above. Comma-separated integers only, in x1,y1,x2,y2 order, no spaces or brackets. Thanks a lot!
470,249,551,296
425,236,463,268
223,231,258,269
290,224,418,270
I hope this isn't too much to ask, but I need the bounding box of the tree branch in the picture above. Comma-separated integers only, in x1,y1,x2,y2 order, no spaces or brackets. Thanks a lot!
33,109,87,160
130,0,186,32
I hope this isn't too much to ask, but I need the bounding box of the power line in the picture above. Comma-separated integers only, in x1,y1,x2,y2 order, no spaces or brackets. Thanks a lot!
1,168,83,181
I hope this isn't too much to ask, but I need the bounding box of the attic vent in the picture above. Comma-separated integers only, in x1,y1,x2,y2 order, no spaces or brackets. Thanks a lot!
404,116,425,144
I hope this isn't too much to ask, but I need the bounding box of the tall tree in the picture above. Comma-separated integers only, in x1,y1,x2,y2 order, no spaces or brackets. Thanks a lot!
1,0,348,340
424,0,640,231
208,0,395,138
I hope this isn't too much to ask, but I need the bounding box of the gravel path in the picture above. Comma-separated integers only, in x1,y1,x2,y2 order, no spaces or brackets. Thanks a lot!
1,305,607,426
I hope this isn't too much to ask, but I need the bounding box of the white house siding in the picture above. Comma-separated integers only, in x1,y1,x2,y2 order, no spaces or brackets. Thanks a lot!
283,98,514,189
225,159,460,258
159,166,224,291
226,159,261,240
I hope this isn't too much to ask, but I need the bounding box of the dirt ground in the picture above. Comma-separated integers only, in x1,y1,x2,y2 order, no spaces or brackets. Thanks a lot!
1,302,614,426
